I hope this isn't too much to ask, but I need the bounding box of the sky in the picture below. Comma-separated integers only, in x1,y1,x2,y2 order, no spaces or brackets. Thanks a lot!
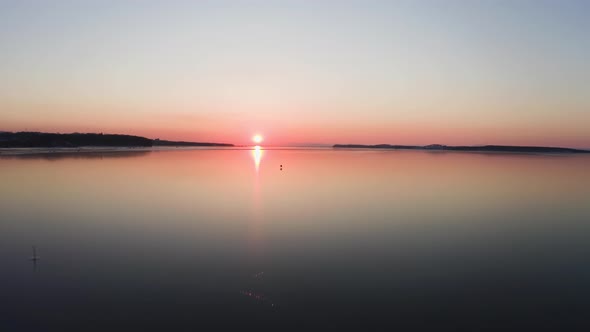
0,0,589,147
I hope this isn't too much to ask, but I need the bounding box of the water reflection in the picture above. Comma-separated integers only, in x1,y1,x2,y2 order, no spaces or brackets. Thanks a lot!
239,290,276,308
240,271,277,308
1,149,590,330
0,150,151,160
251,146,263,172
249,146,264,258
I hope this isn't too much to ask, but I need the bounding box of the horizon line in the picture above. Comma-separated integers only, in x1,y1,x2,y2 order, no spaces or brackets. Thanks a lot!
2,130,589,151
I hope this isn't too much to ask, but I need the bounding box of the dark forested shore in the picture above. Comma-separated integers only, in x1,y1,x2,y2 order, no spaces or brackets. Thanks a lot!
0,132,233,148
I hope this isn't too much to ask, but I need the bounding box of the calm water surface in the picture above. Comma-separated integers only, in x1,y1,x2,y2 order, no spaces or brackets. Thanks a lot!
1,149,589,331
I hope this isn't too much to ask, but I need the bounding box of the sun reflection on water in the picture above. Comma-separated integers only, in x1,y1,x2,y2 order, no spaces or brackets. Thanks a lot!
252,145,263,172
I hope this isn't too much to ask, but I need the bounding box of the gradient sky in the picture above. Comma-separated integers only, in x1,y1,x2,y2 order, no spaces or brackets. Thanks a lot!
1,0,589,147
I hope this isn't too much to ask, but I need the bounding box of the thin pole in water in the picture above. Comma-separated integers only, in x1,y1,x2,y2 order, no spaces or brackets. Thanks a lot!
31,245,39,261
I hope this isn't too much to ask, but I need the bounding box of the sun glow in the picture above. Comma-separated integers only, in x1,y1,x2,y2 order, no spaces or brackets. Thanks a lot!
252,134,263,144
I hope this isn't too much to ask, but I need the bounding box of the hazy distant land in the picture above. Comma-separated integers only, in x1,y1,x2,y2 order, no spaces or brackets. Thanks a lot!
333,144,589,153
0,132,233,148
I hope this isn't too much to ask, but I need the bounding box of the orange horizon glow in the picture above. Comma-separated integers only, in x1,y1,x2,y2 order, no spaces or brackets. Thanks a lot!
1,120,589,149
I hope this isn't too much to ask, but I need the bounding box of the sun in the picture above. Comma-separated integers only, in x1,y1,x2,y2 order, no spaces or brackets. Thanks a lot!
252,134,263,144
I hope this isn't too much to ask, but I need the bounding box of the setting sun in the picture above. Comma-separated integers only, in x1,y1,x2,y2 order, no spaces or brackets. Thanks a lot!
252,134,263,144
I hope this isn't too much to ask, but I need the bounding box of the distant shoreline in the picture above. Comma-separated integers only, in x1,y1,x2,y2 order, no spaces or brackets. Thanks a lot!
0,131,233,149
333,144,589,154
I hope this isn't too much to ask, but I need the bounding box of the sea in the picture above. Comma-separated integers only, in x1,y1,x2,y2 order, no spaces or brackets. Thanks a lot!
1,147,589,331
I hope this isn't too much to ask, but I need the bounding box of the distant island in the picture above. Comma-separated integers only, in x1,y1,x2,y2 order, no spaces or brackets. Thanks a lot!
333,144,589,154
0,132,233,148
